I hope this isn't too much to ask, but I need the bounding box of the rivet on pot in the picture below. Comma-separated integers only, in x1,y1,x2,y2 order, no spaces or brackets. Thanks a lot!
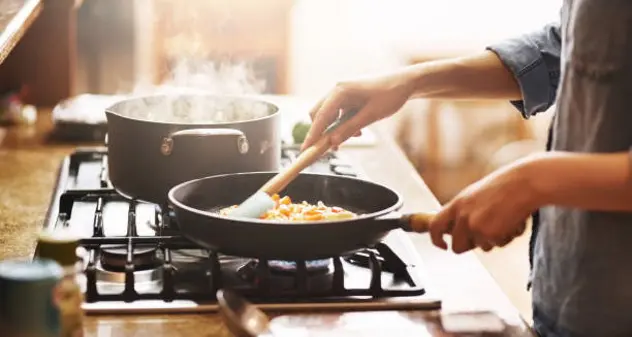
237,136,249,154
161,137,174,156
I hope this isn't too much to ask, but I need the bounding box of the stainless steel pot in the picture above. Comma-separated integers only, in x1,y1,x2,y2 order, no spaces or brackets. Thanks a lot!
105,94,281,205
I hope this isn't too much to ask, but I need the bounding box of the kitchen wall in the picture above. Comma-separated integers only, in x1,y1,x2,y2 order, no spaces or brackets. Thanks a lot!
289,0,562,96
77,0,562,95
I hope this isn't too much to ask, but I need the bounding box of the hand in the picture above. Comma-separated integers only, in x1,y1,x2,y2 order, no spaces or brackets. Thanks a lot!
301,70,417,150
428,158,540,254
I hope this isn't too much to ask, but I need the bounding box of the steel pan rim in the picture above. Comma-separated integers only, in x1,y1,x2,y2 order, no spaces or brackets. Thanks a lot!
167,171,404,227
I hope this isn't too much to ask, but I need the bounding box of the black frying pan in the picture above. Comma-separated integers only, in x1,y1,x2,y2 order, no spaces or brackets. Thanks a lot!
168,172,434,260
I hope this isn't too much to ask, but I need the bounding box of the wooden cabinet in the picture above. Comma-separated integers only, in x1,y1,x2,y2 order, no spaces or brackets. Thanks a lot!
151,0,294,94
0,0,78,107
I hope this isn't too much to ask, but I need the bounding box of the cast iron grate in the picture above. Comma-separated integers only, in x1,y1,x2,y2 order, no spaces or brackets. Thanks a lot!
41,145,426,304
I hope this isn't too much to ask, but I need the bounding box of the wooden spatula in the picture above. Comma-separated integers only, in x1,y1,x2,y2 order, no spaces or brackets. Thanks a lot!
228,110,359,218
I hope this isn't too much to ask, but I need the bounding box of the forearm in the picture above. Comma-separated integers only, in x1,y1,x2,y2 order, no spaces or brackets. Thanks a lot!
405,51,522,100
524,151,632,211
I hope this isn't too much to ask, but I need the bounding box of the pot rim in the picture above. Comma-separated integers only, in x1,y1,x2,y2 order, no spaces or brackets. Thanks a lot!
104,93,280,126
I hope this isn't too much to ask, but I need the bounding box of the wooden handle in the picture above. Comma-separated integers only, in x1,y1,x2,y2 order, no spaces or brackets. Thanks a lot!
405,212,437,233
259,109,360,195
261,136,332,195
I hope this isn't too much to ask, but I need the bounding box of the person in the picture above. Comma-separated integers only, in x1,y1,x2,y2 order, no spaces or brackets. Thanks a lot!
301,2,632,337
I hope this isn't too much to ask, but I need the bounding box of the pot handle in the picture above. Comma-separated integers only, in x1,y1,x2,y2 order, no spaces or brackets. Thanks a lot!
160,128,249,156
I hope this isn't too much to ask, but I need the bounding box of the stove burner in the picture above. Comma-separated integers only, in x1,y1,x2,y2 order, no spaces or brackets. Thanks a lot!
42,146,434,310
95,262,162,295
268,259,332,274
99,244,159,272
237,259,335,293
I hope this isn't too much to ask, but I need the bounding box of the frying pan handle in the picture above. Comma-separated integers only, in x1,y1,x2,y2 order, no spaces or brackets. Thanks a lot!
374,211,437,233
395,212,436,233
161,128,249,156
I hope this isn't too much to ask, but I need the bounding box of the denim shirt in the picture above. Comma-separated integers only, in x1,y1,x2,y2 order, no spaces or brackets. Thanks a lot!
486,22,562,289
486,1,632,336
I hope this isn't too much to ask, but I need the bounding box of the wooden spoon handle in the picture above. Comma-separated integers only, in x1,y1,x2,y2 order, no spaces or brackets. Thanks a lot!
260,109,360,195
261,136,331,195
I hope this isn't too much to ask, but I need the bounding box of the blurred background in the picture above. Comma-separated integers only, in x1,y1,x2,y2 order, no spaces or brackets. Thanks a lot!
0,0,563,322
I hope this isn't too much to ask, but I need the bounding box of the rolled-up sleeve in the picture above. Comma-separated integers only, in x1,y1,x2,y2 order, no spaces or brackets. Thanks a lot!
486,23,562,119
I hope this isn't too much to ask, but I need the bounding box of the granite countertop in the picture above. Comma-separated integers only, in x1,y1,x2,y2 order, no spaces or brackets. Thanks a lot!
0,102,535,336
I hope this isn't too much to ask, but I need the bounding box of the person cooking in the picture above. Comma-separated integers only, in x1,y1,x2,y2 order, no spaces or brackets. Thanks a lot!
301,2,632,337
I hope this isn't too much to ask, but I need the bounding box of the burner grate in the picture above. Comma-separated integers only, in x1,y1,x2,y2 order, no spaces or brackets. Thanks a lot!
39,144,429,308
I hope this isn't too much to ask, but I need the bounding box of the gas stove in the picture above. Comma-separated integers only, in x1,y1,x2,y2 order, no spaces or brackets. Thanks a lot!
39,144,442,314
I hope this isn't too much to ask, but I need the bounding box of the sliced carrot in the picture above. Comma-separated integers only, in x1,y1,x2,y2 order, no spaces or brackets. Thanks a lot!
279,196,292,205
278,205,291,216
304,214,324,221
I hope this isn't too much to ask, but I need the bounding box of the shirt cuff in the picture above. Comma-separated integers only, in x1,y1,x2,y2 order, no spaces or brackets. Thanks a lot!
486,39,553,119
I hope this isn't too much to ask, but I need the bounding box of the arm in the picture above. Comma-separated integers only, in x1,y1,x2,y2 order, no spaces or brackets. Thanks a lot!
523,151,632,211
408,23,562,119
406,51,522,101
303,23,563,148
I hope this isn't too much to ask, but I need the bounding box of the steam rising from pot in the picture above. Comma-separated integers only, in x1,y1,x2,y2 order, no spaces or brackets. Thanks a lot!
113,34,271,124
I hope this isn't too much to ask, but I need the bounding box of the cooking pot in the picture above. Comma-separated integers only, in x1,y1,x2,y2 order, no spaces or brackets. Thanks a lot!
105,93,281,205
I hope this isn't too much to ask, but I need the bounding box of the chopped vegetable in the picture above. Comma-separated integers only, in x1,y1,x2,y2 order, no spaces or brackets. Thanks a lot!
220,194,357,222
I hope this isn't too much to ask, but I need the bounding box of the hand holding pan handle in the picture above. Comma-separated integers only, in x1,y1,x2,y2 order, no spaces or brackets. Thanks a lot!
161,128,249,156
374,211,437,234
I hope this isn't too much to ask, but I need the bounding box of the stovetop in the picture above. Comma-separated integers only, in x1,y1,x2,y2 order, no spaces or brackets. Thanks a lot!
39,144,442,314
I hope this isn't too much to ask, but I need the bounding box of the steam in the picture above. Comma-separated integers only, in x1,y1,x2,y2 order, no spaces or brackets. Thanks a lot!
114,55,271,124
132,57,266,97
119,0,269,125
55,1,275,126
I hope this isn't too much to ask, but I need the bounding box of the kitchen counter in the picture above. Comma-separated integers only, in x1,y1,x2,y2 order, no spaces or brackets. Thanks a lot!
0,102,535,336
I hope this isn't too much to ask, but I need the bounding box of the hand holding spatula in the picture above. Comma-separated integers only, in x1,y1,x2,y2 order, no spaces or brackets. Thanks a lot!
227,110,359,219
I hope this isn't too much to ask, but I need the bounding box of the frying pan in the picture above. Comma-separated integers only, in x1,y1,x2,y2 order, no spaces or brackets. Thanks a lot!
168,172,434,260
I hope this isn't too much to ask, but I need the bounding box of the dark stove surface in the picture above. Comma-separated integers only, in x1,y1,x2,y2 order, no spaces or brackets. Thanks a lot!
40,144,442,314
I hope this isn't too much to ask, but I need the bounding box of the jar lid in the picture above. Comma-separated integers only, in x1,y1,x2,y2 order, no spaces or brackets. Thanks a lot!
0,259,63,282
36,228,80,267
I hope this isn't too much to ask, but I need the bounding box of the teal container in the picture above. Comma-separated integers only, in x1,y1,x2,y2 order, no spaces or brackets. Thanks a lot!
0,259,64,337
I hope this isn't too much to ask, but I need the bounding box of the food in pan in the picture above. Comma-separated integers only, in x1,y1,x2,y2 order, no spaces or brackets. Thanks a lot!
220,194,357,221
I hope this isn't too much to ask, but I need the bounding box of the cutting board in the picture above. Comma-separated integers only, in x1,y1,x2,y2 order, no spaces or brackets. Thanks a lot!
261,310,513,336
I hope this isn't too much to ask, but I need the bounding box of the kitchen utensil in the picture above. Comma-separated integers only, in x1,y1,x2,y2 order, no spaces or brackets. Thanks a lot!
229,109,359,218
216,289,508,337
217,289,271,337
105,93,282,204
168,172,436,260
